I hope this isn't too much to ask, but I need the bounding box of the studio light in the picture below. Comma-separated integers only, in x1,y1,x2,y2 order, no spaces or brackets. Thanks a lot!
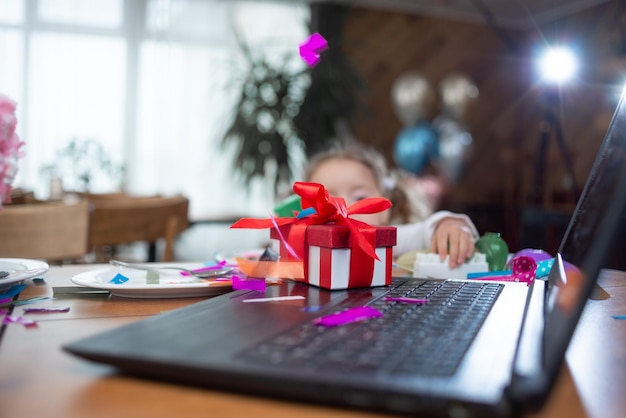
536,46,578,85
529,45,581,205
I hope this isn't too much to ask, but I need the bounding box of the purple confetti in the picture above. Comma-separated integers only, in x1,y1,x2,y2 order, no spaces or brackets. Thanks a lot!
313,306,382,327
232,275,266,292
23,307,70,314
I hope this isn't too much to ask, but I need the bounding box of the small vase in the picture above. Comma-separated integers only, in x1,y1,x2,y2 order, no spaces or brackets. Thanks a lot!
476,232,509,271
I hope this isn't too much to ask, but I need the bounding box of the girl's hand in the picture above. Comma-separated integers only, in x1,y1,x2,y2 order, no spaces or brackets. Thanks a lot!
430,218,475,268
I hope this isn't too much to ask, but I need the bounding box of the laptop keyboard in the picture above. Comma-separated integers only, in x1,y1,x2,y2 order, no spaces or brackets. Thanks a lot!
239,280,503,377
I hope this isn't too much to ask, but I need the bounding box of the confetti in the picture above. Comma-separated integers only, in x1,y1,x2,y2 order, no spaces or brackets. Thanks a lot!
242,296,305,303
382,297,428,304
23,307,70,314
11,296,54,306
109,273,129,284
232,275,266,292
298,32,328,67
313,306,382,327
3,315,37,328
0,284,26,299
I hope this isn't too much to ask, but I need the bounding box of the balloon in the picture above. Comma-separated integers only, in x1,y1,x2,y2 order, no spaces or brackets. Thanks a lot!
390,72,435,127
438,73,479,120
513,248,553,263
393,121,439,175
433,115,473,183
432,73,478,184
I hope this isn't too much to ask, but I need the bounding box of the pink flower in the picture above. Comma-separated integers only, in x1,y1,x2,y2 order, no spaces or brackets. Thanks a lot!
0,94,25,209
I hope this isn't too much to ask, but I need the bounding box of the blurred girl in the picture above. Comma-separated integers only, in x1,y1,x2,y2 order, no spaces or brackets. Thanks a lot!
304,144,478,268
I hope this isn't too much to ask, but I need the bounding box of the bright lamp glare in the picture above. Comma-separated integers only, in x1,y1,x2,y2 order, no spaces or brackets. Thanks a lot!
537,47,578,85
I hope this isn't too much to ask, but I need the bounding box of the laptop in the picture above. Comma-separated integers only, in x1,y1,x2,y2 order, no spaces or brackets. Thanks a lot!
64,88,626,417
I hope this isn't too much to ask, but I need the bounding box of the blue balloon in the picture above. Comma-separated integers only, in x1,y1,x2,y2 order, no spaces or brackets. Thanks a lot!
393,121,439,175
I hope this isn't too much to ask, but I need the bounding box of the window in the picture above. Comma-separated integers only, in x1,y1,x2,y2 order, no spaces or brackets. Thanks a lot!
0,0,309,221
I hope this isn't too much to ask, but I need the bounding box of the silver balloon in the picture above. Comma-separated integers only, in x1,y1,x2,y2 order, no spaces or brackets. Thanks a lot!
433,73,478,184
438,73,478,120
390,72,435,127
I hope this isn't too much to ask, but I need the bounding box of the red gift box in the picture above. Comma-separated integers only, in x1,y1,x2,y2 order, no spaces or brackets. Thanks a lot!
232,182,396,290
271,223,396,290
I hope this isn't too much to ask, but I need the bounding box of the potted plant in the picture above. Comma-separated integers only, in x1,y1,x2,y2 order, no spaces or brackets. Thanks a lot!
221,4,365,195
40,137,125,196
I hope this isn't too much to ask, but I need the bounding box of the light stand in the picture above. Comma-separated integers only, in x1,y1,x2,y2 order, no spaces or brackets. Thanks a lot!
529,89,579,205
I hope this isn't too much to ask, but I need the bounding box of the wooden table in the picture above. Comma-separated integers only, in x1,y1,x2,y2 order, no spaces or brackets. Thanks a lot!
0,265,624,418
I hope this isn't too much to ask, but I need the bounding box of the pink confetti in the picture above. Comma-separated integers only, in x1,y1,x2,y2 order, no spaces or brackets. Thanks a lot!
299,32,328,67
313,306,382,327
3,315,37,328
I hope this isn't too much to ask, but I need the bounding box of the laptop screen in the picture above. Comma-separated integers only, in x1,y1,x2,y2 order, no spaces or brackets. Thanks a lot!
559,93,626,269
542,85,626,379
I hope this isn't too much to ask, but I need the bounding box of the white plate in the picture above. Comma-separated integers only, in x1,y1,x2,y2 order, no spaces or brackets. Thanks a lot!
71,268,233,298
0,258,50,291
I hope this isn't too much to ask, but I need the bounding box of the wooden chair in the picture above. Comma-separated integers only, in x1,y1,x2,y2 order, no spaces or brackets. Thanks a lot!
79,191,132,201
0,200,91,263
7,188,41,204
88,195,190,262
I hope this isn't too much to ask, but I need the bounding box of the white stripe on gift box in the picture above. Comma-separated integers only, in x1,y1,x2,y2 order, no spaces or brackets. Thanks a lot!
309,246,389,289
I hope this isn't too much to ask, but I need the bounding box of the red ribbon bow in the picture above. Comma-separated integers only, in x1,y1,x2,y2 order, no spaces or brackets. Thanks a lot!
230,182,392,261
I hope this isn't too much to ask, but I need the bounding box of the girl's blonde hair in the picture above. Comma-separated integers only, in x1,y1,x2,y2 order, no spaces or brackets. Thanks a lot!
304,143,432,224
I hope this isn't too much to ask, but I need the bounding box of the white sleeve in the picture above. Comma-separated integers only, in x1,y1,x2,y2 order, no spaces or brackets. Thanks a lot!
392,210,479,257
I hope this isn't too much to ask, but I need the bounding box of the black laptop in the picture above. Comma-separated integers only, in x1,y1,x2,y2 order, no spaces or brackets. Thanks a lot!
64,88,626,417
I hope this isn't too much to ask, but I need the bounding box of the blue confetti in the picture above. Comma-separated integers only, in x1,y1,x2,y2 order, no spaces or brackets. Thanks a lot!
0,284,26,299
109,273,129,284
296,207,316,219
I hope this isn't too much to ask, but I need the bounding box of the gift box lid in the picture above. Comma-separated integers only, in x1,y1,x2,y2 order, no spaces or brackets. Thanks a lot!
270,223,396,248
306,224,396,248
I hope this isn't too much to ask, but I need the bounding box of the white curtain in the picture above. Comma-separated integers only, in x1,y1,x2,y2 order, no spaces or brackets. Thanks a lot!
0,0,309,221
